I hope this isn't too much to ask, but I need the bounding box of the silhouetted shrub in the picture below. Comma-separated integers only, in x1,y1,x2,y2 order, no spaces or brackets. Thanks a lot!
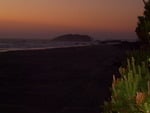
135,0,150,44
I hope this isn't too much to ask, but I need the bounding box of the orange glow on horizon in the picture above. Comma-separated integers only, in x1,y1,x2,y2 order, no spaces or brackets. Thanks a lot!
0,0,145,39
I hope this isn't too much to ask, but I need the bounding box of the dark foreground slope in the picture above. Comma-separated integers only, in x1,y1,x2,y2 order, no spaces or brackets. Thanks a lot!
0,45,128,113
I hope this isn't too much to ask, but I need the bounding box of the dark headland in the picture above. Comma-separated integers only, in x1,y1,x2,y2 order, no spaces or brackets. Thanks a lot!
0,39,139,113
51,34,93,42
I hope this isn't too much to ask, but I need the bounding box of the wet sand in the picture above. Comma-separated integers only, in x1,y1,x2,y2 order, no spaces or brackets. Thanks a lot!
0,45,128,113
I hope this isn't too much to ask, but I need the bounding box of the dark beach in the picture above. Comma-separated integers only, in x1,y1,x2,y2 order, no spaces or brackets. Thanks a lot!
0,44,131,113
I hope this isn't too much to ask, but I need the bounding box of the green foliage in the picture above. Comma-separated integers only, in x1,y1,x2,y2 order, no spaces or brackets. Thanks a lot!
103,56,150,113
135,0,150,44
103,1,150,111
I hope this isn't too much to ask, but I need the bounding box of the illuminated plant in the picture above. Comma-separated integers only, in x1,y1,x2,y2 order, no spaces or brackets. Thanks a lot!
103,57,150,113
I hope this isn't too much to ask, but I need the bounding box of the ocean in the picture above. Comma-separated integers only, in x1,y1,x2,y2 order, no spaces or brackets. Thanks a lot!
0,39,92,52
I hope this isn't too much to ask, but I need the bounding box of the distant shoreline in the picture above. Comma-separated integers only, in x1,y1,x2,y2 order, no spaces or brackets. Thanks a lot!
0,38,140,53
0,43,93,53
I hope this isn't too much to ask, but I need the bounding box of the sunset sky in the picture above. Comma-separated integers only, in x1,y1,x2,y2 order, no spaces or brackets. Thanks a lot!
0,0,145,40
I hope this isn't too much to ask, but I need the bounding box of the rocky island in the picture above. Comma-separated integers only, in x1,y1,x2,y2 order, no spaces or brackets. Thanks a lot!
52,34,93,42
